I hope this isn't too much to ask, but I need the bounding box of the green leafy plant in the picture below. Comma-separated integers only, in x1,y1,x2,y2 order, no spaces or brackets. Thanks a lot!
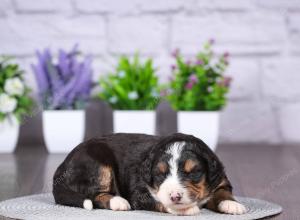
164,40,232,111
98,55,160,110
0,57,34,122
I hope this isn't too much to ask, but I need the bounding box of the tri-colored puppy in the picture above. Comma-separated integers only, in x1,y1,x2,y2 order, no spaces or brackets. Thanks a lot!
53,133,247,215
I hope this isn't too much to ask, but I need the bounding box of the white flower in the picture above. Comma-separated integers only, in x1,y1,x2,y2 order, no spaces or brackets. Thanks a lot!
0,93,17,113
4,77,25,96
118,71,126,78
128,91,138,100
109,96,118,104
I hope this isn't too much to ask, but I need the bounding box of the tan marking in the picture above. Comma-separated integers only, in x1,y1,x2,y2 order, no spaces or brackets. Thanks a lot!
185,177,209,200
184,159,198,173
157,162,168,173
94,193,113,209
99,165,112,192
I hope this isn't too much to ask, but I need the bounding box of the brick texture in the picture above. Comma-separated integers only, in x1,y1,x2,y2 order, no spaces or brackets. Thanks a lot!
0,0,299,143
262,58,300,101
108,16,167,54
14,0,72,13
74,0,139,14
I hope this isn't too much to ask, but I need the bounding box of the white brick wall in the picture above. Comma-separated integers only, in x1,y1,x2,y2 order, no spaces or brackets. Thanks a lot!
262,58,300,101
226,59,260,101
171,13,286,55
108,16,168,54
74,0,139,14
0,0,299,144
14,0,72,13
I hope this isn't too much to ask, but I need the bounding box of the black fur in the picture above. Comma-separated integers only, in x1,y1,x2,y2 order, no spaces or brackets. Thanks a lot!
53,133,230,211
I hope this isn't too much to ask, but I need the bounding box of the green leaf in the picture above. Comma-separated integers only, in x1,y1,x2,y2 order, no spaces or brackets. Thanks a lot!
97,55,160,110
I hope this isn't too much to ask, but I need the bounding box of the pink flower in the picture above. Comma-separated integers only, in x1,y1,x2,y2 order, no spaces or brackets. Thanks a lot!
220,76,232,87
189,74,198,83
195,59,203,65
209,38,215,45
171,48,180,58
168,75,174,82
185,81,194,90
185,74,198,90
224,51,230,58
223,52,230,65
170,64,176,71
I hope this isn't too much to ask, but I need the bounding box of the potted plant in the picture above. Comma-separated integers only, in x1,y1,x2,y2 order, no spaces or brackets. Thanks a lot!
98,54,160,134
0,57,34,153
32,45,93,153
164,40,231,151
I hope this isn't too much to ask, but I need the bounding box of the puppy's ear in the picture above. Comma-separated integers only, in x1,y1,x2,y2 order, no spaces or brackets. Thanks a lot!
140,148,157,185
201,151,225,190
141,156,153,185
140,143,164,186
190,139,225,190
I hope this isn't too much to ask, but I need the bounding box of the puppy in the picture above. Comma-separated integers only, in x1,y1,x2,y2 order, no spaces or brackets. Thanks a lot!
53,133,246,215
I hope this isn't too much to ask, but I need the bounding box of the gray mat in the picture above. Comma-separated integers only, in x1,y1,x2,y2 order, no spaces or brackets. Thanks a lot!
0,193,282,220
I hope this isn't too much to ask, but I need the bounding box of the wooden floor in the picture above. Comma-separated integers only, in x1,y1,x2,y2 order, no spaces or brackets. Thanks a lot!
0,143,299,220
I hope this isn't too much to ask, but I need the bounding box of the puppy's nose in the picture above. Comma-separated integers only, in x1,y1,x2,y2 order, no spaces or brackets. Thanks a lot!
170,192,182,203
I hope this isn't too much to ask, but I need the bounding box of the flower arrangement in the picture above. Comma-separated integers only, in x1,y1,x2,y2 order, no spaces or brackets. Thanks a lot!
164,40,232,111
32,45,93,110
0,57,33,122
98,54,160,110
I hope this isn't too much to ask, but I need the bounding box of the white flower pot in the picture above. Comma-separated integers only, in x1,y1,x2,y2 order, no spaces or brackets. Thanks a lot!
177,111,220,151
113,110,155,135
43,110,85,153
0,116,19,153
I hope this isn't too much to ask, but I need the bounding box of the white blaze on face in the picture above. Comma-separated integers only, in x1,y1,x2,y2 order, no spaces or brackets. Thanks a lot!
155,142,194,210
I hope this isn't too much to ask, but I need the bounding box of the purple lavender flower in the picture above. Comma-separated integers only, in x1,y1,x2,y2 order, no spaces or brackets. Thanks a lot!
32,45,93,110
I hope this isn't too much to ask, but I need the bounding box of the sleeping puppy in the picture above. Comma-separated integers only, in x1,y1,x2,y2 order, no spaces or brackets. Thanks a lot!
53,133,247,215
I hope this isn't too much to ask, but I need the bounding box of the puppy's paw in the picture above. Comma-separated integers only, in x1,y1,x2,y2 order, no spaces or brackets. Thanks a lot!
167,205,200,216
182,205,201,216
109,196,131,211
218,200,247,215
83,199,93,210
